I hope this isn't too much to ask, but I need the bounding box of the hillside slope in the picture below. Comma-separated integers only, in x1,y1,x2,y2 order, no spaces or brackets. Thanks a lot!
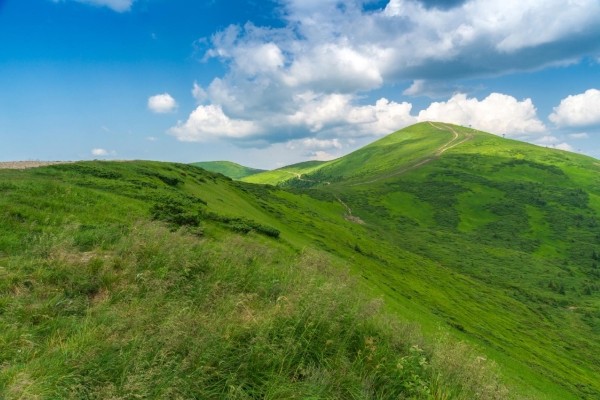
190,160,265,179
241,160,327,184
0,160,509,399
2,121,600,398
318,122,600,398
254,121,600,398
243,122,465,186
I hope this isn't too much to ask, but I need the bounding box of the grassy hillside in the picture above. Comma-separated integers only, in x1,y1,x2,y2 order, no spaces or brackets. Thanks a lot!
242,160,327,185
286,122,600,398
190,160,265,179
2,121,600,398
0,161,508,399
255,121,600,399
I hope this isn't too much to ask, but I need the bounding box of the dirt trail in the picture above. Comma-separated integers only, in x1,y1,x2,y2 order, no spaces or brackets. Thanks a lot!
336,123,473,222
348,123,472,187
281,170,330,185
334,195,364,224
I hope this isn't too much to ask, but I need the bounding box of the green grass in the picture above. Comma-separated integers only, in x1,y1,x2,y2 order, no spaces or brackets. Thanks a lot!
190,160,265,179
3,121,600,398
242,160,327,185
0,161,508,399
279,122,600,398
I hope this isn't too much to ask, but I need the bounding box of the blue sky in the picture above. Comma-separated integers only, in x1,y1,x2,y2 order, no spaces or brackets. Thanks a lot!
1,0,600,169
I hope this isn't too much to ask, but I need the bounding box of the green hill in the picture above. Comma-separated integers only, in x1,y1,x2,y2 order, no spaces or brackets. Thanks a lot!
251,121,600,398
241,160,327,184
0,159,506,399
2,121,600,399
244,122,469,187
190,160,265,179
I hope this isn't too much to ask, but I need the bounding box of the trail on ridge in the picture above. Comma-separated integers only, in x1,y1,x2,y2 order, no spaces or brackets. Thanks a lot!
348,123,472,187
335,123,473,222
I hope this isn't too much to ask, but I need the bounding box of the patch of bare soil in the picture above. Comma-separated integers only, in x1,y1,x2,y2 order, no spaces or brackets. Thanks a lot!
0,161,73,170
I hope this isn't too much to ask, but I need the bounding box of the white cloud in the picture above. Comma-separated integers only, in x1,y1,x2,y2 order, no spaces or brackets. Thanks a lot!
549,89,600,128
287,138,342,151
304,138,342,149
92,148,108,156
170,90,548,147
168,105,260,142
53,0,136,12
169,93,417,144
555,142,574,152
535,135,560,144
568,133,589,139
204,0,600,95
148,93,178,114
145,136,158,141
192,82,208,103
403,79,481,98
416,93,547,138
173,0,599,148
310,151,337,161
91,148,117,156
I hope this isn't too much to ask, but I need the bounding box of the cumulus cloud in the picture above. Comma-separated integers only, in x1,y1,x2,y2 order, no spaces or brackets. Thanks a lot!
92,148,108,156
555,142,574,152
568,133,589,139
192,82,208,103
535,135,562,145
417,93,547,138
172,0,600,149
169,94,417,144
52,0,136,12
549,89,600,128
170,91,547,146
91,148,117,156
403,80,480,98
204,0,600,93
148,93,178,114
287,138,343,151
310,151,337,161
169,105,260,142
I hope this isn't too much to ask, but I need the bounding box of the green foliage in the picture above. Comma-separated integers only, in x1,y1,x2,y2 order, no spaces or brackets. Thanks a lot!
0,220,503,399
4,121,600,399
51,163,123,179
191,160,266,180
241,160,328,185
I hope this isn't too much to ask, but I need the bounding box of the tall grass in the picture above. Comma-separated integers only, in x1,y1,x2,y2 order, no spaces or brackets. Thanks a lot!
1,222,510,399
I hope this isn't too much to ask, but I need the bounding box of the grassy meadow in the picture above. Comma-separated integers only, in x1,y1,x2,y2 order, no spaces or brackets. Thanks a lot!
1,160,508,399
190,161,265,180
2,121,600,398
242,161,327,185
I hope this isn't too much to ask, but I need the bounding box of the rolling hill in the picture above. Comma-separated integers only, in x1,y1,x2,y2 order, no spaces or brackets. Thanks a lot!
190,160,265,179
251,121,600,398
241,160,327,184
2,121,600,399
